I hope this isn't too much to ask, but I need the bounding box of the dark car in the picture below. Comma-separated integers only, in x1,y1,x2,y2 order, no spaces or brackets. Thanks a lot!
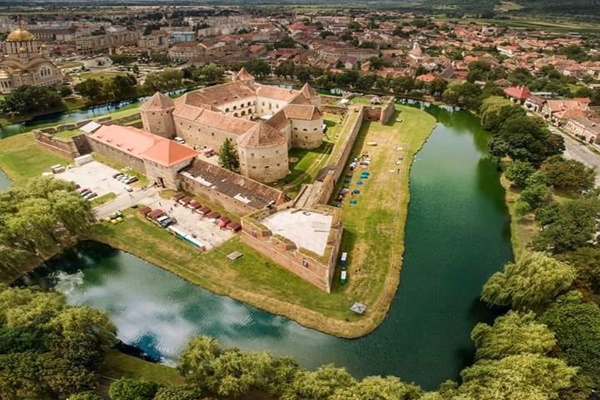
113,172,124,179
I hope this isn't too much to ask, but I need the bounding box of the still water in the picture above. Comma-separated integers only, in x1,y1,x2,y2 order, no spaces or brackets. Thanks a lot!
22,106,512,389
0,169,10,191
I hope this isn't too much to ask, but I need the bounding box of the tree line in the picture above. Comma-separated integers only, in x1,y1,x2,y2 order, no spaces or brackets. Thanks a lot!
0,177,94,281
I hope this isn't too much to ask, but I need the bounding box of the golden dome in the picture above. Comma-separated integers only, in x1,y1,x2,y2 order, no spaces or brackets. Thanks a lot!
7,28,35,42
0,70,11,78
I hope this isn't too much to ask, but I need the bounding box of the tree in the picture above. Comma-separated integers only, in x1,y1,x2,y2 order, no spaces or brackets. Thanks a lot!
1,85,62,115
520,182,552,210
457,354,576,400
558,247,600,294
471,311,556,360
218,138,239,172
329,376,423,400
504,161,535,188
442,82,483,110
285,364,356,400
75,79,104,102
428,77,448,97
533,196,600,254
274,36,297,49
200,63,225,82
153,384,203,400
69,392,104,400
109,378,158,400
481,252,576,309
540,156,595,192
513,200,532,217
540,291,600,388
488,114,564,165
178,335,221,381
244,59,271,78
535,202,561,226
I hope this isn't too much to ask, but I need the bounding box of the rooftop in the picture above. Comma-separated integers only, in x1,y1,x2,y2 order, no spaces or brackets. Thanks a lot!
262,209,333,256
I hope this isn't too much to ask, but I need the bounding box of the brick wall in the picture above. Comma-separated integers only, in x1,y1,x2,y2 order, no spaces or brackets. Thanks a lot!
179,174,256,216
33,130,79,158
379,97,395,125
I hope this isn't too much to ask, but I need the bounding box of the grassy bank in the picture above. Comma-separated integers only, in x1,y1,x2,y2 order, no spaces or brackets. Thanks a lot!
89,105,437,338
0,132,69,185
500,176,539,258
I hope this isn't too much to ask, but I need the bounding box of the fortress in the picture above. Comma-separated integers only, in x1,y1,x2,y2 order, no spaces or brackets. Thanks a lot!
140,68,324,183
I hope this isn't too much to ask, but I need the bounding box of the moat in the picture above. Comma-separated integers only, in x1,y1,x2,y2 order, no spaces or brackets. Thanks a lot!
21,105,513,390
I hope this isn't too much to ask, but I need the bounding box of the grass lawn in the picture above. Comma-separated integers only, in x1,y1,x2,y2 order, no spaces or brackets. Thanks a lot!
89,105,437,338
281,115,344,198
54,128,83,141
501,176,539,258
100,349,183,386
0,132,69,185
91,192,117,207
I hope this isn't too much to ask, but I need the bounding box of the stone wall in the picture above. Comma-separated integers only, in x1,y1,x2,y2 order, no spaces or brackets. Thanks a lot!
379,97,395,125
86,135,146,173
322,105,347,115
313,106,364,205
33,130,79,158
179,159,287,217
364,106,381,121
240,205,343,293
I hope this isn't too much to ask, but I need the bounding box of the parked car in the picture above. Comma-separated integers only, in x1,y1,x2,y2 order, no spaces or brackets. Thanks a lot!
156,215,175,228
117,175,129,182
124,185,133,192
124,176,138,184
84,192,97,200
80,189,91,196
113,172,124,179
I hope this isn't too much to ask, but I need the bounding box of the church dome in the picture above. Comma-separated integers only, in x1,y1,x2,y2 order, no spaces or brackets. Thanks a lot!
7,28,35,42
0,70,11,79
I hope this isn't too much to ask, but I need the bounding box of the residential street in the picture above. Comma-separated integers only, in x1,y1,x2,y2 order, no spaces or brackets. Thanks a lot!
550,126,600,186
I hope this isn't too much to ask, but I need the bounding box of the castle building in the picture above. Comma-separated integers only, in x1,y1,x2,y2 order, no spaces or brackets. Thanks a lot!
0,25,63,94
139,68,324,183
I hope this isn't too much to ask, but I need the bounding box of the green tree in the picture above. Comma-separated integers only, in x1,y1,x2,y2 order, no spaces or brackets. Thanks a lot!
1,85,62,115
428,77,448,97
109,378,158,400
505,161,535,188
558,247,600,294
535,201,561,226
285,364,356,400
69,392,104,400
540,291,600,388
329,376,423,400
533,196,600,254
471,311,556,360
481,252,576,309
153,384,203,400
218,138,239,172
178,335,221,382
540,155,595,192
457,354,577,400
514,199,532,217
520,182,552,210
489,114,564,165
75,79,104,102
200,63,225,82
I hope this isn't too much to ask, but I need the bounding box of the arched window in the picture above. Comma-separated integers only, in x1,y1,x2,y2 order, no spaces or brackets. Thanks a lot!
241,110,246,116
234,112,238,117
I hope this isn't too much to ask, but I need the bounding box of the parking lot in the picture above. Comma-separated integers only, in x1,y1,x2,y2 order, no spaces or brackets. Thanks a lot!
140,197,234,250
58,161,133,198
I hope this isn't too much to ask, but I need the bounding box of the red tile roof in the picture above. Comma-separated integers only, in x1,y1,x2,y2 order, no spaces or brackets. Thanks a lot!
141,140,198,167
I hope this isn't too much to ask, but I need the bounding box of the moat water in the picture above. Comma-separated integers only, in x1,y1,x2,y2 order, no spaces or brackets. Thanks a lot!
20,105,513,390
0,170,10,191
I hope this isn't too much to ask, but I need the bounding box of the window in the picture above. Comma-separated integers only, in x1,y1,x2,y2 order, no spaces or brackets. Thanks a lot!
303,128,307,131
265,166,269,169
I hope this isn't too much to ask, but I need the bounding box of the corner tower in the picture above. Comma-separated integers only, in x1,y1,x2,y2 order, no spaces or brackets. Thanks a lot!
140,92,176,139
237,122,289,183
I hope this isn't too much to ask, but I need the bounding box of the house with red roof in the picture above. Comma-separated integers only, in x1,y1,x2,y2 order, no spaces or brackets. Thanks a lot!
504,86,531,104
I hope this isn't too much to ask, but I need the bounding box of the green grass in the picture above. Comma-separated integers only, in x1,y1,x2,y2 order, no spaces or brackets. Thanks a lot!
100,349,183,386
91,192,117,207
54,129,83,141
0,132,70,185
89,105,438,338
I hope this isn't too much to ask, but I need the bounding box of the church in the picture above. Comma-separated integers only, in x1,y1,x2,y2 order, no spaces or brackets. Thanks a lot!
0,25,63,94
140,68,324,183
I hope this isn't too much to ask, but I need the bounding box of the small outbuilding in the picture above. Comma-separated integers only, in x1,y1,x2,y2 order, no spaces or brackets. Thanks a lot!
350,302,367,315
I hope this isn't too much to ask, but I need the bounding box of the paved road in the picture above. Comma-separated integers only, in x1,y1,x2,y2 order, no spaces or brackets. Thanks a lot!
550,126,600,187
94,187,160,220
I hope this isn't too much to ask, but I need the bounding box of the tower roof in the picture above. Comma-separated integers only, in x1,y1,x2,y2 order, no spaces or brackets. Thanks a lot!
237,122,287,148
141,140,198,167
7,27,35,42
139,92,175,111
300,82,318,98
236,67,255,81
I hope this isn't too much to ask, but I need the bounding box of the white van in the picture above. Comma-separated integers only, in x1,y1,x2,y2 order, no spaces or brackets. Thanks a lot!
174,137,186,144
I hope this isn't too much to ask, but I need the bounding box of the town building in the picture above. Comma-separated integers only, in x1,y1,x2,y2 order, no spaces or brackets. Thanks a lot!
139,68,324,183
564,115,600,144
0,25,63,94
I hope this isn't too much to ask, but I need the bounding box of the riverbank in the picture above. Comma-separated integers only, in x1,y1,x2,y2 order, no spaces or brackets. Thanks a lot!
87,105,437,338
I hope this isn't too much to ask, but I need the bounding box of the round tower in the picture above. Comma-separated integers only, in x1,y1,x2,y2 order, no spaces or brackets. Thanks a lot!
237,122,289,183
140,92,176,139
